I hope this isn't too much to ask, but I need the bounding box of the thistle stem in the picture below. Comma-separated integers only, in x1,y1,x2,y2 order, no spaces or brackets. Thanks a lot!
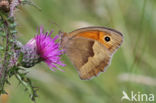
0,14,11,93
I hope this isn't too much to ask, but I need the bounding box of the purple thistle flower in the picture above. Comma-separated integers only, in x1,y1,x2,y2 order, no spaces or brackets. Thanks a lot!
24,26,65,71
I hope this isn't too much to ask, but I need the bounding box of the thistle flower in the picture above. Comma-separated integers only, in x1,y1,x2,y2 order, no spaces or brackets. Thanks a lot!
20,26,65,71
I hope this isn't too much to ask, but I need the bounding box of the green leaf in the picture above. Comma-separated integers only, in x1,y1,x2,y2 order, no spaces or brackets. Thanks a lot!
9,23,16,29
8,17,14,23
0,89,8,95
10,30,17,34
15,72,39,102
0,46,4,50
0,31,6,36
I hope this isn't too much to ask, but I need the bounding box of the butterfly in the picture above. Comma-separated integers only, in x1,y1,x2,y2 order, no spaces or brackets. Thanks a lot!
60,26,123,80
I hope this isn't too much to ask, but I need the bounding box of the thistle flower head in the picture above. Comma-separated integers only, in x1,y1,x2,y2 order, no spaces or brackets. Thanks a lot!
35,26,65,71
22,26,65,71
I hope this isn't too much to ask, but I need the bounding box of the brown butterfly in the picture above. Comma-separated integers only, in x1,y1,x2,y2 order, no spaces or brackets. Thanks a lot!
61,26,123,80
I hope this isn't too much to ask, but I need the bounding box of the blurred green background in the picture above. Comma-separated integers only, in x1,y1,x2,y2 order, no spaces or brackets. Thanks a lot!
1,0,156,103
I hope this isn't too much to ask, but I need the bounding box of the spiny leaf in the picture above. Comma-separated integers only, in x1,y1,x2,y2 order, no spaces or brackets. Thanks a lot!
0,46,4,50
0,31,6,36
9,23,16,29
10,30,17,34
0,89,7,94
